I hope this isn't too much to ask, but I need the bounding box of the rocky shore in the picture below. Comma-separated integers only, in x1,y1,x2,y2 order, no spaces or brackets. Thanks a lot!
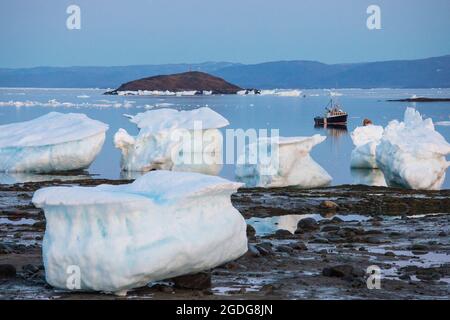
0,179,449,299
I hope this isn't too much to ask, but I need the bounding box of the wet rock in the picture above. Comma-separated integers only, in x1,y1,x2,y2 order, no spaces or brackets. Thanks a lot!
331,216,343,224
311,236,329,244
417,272,441,281
223,261,244,270
363,236,384,244
276,245,294,254
246,244,261,257
246,224,256,238
255,243,273,256
0,244,12,254
22,264,40,275
384,251,396,257
321,225,340,232
319,212,336,219
274,229,294,239
290,241,307,251
152,283,174,293
0,264,17,279
260,283,282,295
408,243,429,254
295,218,319,233
172,272,211,290
351,278,365,288
438,231,447,237
364,229,383,235
326,235,345,243
32,221,46,230
320,200,339,210
399,274,411,281
389,231,402,237
322,264,364,280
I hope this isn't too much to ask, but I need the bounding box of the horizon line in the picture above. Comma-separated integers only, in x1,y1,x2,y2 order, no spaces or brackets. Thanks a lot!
1,54,449,70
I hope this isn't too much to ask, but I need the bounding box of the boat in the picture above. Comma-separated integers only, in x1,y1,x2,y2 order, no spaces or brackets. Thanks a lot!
314,99,348,126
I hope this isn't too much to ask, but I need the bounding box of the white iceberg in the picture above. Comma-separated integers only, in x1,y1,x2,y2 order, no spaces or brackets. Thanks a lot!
114,107,228,173
32,170,247,295
0,112,108,173
376,108,450,190
350,125,384,168
235,135,332,188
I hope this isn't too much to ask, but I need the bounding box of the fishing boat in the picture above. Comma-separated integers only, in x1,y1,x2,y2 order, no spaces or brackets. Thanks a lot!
314,99,348,126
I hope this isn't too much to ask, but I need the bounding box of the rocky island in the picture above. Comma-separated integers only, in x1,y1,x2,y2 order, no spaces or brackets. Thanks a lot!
105,71,244,95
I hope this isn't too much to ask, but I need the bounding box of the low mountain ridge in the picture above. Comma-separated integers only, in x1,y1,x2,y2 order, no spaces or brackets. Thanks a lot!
1,55,449,89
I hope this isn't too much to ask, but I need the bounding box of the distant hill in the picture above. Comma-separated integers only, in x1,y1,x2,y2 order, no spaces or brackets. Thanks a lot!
1,55,449,89
108,71,242,94
214,55,450,89
0,62,238,89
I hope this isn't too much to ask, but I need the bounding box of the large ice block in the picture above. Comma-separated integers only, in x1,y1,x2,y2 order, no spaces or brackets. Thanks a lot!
235,135,332,188
32,171,247,295
350,125,384,169
0,112,108,173
376,108,450,190
114,107,228,173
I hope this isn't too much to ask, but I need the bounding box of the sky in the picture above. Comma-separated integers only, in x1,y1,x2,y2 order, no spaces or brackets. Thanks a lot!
0,0,449,68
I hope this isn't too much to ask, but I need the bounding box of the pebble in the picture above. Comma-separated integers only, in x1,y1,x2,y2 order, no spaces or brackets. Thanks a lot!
320,200,339,210
172,272,211,290
0,264,17,279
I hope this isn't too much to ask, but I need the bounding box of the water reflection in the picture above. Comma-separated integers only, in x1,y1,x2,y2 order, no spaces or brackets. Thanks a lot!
0,172,91,184
247,214,371,236
351,168,387,187
314,124,348,139
120,162,223,180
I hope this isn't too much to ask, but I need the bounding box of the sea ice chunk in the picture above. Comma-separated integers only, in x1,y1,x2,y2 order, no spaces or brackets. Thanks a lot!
114,107,228,173
350,125,384,168
32,170,247,295
375,108,450,190
0,112,108,173
235,135,332,188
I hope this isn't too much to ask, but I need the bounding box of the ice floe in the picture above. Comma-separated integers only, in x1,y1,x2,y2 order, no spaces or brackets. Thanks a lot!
114,107,228,173
376,108,450,190
117,90,198,96
350,125,384,168
32,170,247,295
0,99,135,109
259,89,302,97
0,112,108,173
235,135,332,188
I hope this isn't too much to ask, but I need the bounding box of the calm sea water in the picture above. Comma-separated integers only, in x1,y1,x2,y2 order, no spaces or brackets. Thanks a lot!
0,87,449,188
